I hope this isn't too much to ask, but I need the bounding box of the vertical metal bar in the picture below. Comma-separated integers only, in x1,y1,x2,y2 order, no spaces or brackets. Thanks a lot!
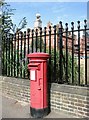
40,28,42,52
49,26,51,82
44,27,46,53
11,34,13,77
27,29,30,79
0,33,1,75
32,29,34,53
15,34,17,77
71,22,74,84
36,29,38,52
23,31,26,78
49,26,51,55
84,20,87,85
2,35,3,75
5,34,9,76
15,33,18,77
20,32,23,78
2,35,5,75
59,21,63,83
54,25,56,81
9,34,11,77
77,21,80,85
25,31,28,78
17,32,19,77
14,33,16,77
65,23,68,83
7,34,11,76
27,29,30,54
5,34,7,76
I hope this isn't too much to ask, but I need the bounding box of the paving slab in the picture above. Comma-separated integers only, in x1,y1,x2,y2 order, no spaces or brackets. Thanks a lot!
1,95,76,118
0,93,2,120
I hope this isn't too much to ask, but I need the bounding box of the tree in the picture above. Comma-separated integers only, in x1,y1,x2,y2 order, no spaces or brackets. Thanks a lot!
0,0,27,76
0,0,27,35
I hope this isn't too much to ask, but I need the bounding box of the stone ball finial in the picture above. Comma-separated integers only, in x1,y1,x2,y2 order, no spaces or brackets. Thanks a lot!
36,13,41,19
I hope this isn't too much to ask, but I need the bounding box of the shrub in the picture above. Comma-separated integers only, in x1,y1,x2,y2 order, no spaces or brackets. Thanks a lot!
46,48,84,85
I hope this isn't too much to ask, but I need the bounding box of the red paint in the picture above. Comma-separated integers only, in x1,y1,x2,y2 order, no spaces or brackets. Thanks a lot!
27,53,50,109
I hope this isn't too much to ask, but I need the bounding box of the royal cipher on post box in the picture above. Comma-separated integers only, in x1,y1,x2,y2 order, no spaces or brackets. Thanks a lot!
27,53,50,118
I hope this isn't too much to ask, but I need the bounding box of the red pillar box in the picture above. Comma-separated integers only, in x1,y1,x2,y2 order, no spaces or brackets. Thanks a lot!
27,53,50,118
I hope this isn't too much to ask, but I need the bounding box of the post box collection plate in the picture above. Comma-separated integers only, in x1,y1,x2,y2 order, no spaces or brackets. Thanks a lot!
30,70,36,81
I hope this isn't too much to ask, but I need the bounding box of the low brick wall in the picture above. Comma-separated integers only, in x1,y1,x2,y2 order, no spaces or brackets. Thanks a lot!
1,77,30,103
50,84,89,118
0,76,89,118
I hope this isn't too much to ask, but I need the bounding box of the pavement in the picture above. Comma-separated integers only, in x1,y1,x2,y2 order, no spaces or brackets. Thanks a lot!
1,95,76,118
0,93,2,120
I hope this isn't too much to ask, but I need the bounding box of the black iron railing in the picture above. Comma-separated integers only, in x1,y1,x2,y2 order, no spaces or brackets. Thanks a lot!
2,20,89,86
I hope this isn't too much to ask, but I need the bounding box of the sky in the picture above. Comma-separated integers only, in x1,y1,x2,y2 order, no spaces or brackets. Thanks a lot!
6,1,88,31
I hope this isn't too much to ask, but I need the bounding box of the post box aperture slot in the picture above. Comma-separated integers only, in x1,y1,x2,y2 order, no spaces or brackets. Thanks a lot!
28,63,40,70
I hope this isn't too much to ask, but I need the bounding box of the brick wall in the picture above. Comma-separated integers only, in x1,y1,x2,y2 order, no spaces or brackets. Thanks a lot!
0,76,89,118
50,83,89,118
1,77,30,103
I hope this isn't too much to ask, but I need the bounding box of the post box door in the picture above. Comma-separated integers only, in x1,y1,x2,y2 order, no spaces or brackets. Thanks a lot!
30,69,43,108
28,63,42,108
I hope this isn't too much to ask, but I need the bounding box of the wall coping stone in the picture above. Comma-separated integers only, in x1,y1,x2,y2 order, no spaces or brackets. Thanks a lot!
1,76,89,97
1,76,29,86
51,83,89,97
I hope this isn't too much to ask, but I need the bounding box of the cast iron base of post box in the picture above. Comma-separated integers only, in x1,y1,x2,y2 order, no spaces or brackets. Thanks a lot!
30,107,49,118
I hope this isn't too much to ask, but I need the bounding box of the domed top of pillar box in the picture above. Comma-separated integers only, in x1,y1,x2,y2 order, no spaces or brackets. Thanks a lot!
27,52,50,60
